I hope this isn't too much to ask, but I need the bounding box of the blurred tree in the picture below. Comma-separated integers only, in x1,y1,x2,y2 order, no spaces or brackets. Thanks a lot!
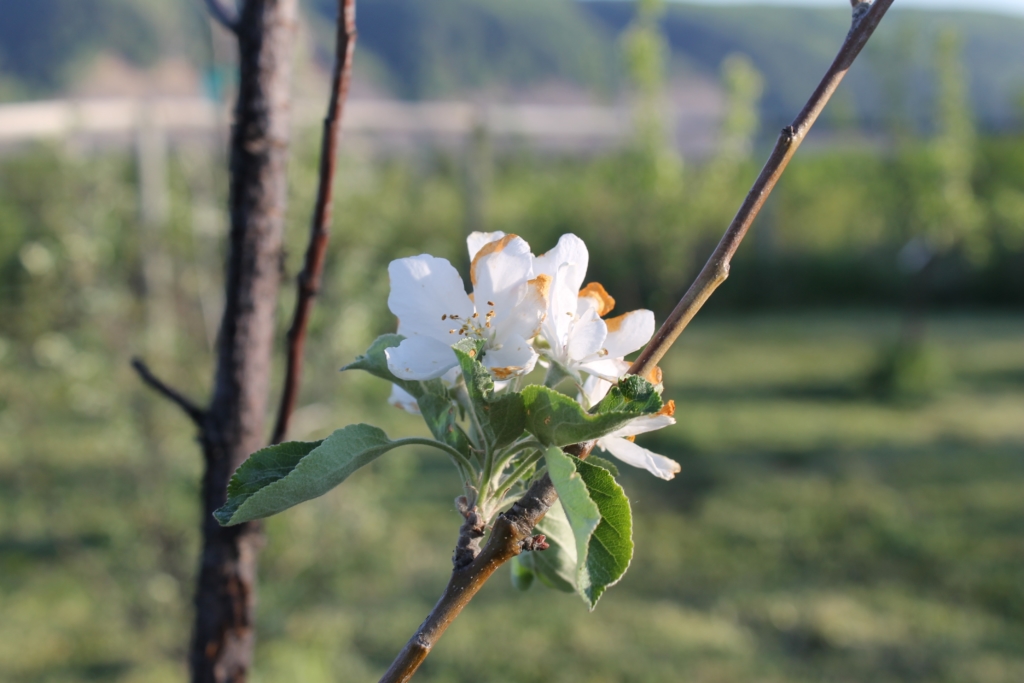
622,0,681,191
920,30,985,259
131,1,300,681
872,30,982,400
690,54,764,235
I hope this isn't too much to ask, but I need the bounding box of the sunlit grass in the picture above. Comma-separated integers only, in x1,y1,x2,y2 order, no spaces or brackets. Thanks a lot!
1,314,1023,682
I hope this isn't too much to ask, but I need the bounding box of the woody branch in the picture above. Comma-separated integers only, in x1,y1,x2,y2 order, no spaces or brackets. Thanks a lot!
378,2,895,682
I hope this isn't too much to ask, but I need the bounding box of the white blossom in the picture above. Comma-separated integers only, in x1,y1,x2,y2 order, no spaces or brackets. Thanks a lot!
531,233,655,383
385,234,548,381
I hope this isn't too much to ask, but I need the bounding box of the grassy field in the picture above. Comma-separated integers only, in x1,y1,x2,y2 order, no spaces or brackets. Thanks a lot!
1,313,1023,683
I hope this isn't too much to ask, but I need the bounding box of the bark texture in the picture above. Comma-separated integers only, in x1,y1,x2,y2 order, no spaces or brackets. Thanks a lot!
191,1,297,681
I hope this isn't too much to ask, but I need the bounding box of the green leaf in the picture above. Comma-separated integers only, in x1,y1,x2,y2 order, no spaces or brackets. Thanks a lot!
216,424,405,526
483,393,528,451
213,440,322,527
510,554,535,591
585,455,620,478
545,447,634,609
521,376,661,447
452,338,526,451
530,500,578,593
574,455,633,606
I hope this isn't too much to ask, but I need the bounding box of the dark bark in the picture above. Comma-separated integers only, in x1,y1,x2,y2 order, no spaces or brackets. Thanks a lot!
190,1,297,681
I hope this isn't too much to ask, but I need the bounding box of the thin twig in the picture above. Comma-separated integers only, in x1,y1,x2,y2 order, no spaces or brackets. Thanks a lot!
378,2,894,681
631,0,893,379
131,357,206,426
202,0,240,33
271,0,358,445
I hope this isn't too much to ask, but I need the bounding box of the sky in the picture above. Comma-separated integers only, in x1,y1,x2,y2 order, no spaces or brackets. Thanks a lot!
682,0,1024,17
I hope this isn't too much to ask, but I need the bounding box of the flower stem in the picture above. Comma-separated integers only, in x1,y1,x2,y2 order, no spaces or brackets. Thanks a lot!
494,451,543,503
393,437,476,479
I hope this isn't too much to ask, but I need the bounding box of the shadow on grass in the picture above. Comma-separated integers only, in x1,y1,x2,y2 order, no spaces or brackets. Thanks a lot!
0,532,111,561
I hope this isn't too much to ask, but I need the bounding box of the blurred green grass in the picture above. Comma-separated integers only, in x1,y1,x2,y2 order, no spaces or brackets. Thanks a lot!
2,313,1022,683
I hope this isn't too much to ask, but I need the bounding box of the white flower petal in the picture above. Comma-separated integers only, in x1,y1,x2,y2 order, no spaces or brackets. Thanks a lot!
482,333,539,380
470,235,534,322
388,384,421,414
542,263,581,349
385,336,458,380
579,357,631,384
491,272,549,345
607,414,676,438
388,255,474,342
601,309,655,359
597,436,681,480
467,231,507,261
533,234,589,296
439,366,461,386
582,374,614,407
566,307,607,361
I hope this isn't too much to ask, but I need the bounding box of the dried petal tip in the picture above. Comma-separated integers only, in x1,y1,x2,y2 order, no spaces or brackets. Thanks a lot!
643,365,663,386
656,399,676,418
579,281,616,316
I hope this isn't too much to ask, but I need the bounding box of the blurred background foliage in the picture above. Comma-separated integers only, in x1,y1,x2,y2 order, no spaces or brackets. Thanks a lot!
1,1,1024,682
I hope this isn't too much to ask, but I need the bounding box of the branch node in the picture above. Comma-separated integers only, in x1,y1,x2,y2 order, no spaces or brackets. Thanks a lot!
520,534,549,552
851,0,873,30
452,500,487,569
131,357,206,426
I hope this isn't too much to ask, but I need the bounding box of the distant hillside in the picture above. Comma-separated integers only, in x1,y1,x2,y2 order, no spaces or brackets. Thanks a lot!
313,0,617,99
313,0,1024,130
581,2,1024,130
2,0,1024,131
0,0,203,100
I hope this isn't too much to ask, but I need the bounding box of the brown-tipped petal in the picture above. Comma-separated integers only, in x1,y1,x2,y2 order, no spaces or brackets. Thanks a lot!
579,281,616,317
643,365,663,386
529,273,552,304
469,233,518,286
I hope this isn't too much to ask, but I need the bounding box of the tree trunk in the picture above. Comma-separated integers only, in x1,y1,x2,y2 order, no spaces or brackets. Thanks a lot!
191,2,297,681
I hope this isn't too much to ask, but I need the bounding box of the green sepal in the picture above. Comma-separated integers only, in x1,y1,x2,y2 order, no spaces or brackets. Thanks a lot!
341,334,446,398
452,338,526,451
216,424,405,526
545,447,634,609
521,376,661,447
